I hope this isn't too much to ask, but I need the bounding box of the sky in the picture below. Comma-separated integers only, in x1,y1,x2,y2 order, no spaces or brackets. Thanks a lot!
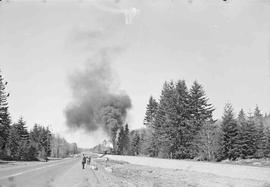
0,0,270,148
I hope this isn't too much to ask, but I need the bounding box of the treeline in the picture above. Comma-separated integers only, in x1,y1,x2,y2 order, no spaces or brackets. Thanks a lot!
6,120,51,160
217,104,270,160
0,71,79,161
109,80,270,162
50,134,79,158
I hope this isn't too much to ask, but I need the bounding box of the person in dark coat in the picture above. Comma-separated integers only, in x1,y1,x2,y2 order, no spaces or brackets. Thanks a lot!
82,154,86,169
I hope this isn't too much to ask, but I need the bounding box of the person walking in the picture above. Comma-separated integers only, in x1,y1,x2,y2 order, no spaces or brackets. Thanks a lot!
82,154,86,169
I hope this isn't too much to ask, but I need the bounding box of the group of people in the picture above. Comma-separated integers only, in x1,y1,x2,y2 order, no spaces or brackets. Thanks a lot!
82,154,91,169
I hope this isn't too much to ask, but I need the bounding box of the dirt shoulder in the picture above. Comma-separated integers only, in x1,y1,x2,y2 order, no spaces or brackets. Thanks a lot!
94,158,269,187
105,155,270,182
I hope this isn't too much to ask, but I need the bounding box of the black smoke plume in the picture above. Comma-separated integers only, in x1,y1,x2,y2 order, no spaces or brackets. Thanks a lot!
64,48,131,143
64,2,132,147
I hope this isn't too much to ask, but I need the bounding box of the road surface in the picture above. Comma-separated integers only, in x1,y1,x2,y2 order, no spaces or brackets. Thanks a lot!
1,155,270,187
0,156,129,187
0,158,81,187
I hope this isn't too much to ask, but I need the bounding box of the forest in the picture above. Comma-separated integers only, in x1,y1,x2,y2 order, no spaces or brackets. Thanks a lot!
2,68,270,162
93,80,270,162
0,71,79,161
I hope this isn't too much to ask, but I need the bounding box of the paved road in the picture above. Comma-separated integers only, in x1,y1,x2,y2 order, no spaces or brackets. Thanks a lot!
0,156,124,187
2,155,270,186
0,158,80,187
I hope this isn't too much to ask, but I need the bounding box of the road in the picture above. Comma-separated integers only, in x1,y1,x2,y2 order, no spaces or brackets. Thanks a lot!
0,158,80,187
1,155,270,187
0,156,126,187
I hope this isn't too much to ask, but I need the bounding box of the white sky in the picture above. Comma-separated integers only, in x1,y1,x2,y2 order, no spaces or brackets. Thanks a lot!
1,0,270,148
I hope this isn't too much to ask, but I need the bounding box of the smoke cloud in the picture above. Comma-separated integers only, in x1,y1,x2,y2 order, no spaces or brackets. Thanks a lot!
65,48,131,137
64,1,135,145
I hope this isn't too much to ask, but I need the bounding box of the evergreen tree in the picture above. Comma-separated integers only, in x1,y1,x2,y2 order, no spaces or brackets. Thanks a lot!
40,126,51,158
144,96,158,128
6,124,20,159
238,113,257,158
153,81,177,158
189,81,214,133
39,126,51,158
173,80,192,158
237,109,248,158
255,122,266,158
15,117,29,141
130,132,141,156
147,131,159,157
15,117,30,160
29,124,40,151
219,104,241,160
253,106,266,158
26,145,38,161
116,126,125,155
29,124,51,159
188,81,214,158
138,128,152,155
143,96,160,157
123,124,130,155
0,71,11,157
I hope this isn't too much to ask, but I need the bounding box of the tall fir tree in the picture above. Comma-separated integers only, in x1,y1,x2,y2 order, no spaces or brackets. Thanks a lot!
15,117,30,160
130,132,141,156
15,117,29,141
188,81,214,158
29,124,51,158
173,80,192,158
116,126,125,155
253,106,266,158
123,124,130,155
0,71,11,157
189,81,214,132
147,131,159,157
144,96,158,128
238,112,257,158
6,124,20,159
219,104,241,160
44,127,52,157
237,109,247,158
153,81,178,158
